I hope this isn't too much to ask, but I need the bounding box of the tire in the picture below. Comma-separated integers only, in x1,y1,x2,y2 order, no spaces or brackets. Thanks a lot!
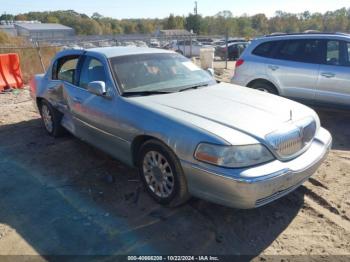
137,139,190,207
39,100,65,137
250,81,278,95
176,50,184,55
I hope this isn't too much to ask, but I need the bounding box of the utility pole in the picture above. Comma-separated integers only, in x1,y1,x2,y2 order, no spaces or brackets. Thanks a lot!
194,1,198,15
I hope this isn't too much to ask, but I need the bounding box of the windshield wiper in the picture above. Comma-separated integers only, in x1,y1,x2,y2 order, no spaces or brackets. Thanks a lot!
178,83,209,92
122,90,173,97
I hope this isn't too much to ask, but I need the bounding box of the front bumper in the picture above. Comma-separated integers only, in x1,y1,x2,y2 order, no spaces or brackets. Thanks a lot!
181,127,332,209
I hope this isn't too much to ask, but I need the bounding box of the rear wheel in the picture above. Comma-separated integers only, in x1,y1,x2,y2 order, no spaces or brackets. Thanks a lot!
40,100,65,137
137,140,190,207
250,81,278,95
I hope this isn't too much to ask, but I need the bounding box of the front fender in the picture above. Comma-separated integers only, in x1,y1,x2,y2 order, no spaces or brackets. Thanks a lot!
120,98,227,164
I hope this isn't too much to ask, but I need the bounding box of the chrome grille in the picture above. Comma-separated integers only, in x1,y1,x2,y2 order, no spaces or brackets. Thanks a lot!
266,117,316,160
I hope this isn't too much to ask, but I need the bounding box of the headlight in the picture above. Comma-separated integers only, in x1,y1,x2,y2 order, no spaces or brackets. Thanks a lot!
194,143,274,168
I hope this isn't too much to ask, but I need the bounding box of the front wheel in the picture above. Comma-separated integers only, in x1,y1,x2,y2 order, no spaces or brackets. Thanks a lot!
137,140,190,207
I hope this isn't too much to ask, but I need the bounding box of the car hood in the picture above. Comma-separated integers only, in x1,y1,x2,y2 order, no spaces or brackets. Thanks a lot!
129,83,318,144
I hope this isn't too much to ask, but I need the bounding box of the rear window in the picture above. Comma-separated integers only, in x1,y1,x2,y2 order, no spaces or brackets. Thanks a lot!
52,55,80,84
252,41,277,58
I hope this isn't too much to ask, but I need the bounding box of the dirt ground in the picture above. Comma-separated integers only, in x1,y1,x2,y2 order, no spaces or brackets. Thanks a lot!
0,69,350,259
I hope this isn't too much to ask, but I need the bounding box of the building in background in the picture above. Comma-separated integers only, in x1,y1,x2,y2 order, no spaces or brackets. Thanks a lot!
0,21,75,40
0,23,17,37
15,23,75,40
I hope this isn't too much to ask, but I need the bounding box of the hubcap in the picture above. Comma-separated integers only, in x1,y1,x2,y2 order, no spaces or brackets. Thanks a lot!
42,105,53,133
142,151,175,198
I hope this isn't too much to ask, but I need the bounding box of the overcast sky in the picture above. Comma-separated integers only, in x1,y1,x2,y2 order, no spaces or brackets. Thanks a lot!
1,0,349,18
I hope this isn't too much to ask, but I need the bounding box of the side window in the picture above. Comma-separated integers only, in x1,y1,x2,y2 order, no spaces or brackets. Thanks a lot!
326,41,340,65
275,39,322,64
275,40,300,61
252,41,276,58
346,42,350,66
56,57,79,84
79,57,107,89
301,40,323,63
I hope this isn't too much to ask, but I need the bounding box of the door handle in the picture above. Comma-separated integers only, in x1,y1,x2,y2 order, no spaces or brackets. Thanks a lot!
268,65,279,71
73,97,82,104
321,72,335,78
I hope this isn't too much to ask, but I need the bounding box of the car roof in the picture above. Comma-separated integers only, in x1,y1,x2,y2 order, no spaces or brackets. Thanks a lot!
87,47,174,58
54,47,177,62
219,42,248,48
228,41,249,45
254,32,350,42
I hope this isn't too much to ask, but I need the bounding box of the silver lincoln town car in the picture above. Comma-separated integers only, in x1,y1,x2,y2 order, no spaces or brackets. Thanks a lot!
30,47,332,209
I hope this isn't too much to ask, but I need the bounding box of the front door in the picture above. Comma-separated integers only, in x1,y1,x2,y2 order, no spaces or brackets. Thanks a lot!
68,55,131,162
315,40,350,107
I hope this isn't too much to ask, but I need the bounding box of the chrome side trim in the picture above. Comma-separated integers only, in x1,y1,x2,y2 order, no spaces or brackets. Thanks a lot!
74,117,131,144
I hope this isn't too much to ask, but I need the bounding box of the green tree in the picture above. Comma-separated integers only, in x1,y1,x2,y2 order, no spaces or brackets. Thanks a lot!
0,14,14,20
3,7,350,37
174,16,185,29
46,16,59,23
185,13,201,34
164,14,185,29
92,12,103,20
251,14,269,35
165,14,176,29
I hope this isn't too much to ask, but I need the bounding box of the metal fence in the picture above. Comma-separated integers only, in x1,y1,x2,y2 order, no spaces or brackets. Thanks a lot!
0,34,245,82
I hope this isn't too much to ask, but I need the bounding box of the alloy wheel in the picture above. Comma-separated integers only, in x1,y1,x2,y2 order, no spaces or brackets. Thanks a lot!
41,104,53,133
142,151,175,198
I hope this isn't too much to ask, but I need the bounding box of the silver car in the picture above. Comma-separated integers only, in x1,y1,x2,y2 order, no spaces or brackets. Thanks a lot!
232,33,350,109
30,47,332,209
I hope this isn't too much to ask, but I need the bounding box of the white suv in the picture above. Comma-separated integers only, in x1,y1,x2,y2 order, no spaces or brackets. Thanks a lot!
232,33,350,109
171,40,211,57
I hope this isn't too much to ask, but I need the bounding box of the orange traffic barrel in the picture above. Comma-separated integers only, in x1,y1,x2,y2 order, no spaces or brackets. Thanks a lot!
0,53,24,91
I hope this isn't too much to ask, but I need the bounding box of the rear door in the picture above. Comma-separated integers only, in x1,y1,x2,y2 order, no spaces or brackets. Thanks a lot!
266,39,322,101
315,40,350,107
51,54,82,134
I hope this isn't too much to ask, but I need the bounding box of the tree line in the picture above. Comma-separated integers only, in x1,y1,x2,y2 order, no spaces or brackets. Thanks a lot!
1,8,350,37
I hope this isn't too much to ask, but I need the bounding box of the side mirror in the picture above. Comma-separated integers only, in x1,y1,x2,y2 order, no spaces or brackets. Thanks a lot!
87,81,107,96
207,68,215,77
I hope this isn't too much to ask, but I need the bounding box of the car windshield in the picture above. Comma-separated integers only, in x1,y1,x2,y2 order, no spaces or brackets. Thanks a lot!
109,53,215,95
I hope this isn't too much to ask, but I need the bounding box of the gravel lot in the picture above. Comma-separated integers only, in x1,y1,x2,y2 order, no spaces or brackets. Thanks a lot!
0,73,349,259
